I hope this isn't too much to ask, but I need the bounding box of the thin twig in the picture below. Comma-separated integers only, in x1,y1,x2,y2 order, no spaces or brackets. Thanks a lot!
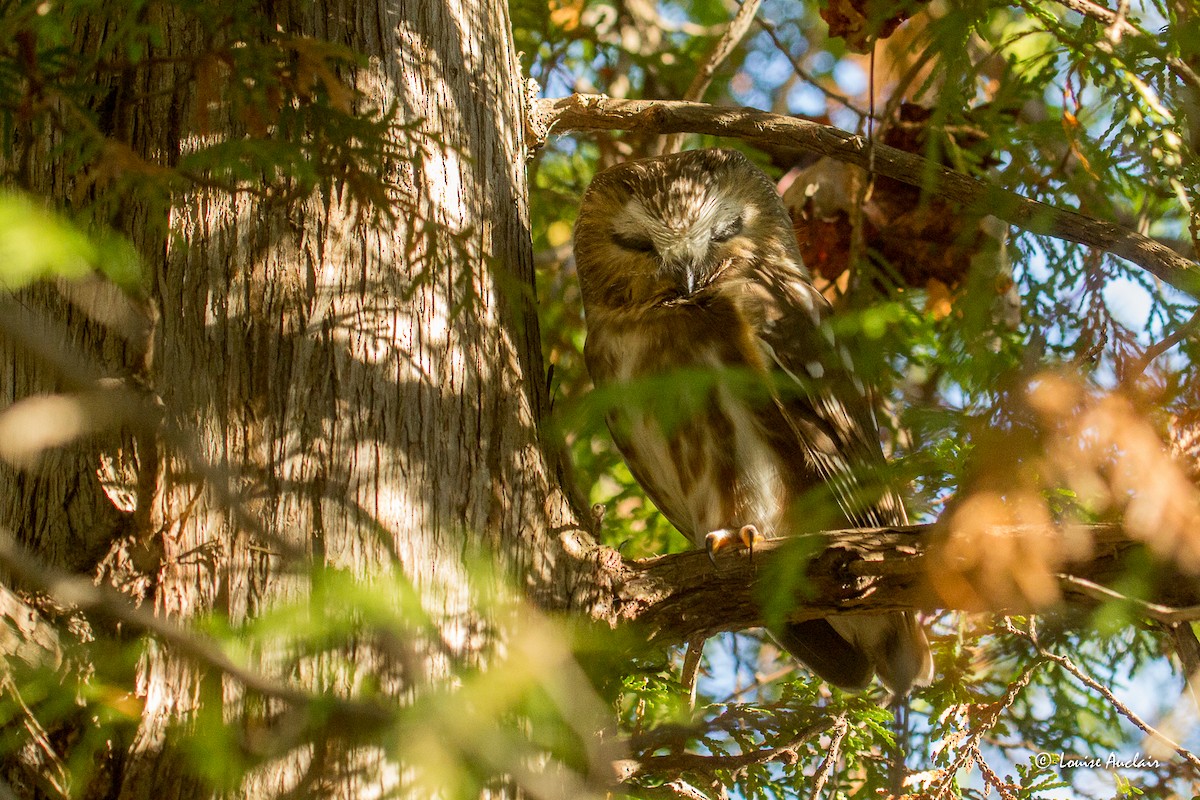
1057,573,1200,623
1162,621,1200,712
974,744,1019,800
0,673,69,797
753,15,865,117
1005,619,1200,771
720,664,796,702
931,657,1042,798
682,0,761,103
681,637,706,710
662,0,762,155
1106,0,1131,42
808,714,848,800
658,781,713,800
1123,306,1200,381
630,720,828,777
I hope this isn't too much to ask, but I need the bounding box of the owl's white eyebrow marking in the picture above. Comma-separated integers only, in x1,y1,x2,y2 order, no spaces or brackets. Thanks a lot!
617,199,663,236
616,193,747,251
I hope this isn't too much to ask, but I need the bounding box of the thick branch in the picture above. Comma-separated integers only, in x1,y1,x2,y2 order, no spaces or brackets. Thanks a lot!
589,523,1200,647
533,96,1200,300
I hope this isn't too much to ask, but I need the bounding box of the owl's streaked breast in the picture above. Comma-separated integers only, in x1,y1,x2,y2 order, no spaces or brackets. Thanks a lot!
584,305,787,546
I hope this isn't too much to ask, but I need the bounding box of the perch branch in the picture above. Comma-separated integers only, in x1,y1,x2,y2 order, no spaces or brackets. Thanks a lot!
582,522,1200,648
532,96,1200,300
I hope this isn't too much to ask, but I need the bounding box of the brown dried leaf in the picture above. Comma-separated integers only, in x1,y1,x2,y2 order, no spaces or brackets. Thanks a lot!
925,278,953,319
820,0,928,52
935,491,1064,611
933,373,1200,611
781,102,1006,297
290,37,355,113
549,0,585,31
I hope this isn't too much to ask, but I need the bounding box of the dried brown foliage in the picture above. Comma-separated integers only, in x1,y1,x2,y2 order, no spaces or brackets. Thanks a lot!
820,0,929,52
932,373,1200,611
784,103,1007,305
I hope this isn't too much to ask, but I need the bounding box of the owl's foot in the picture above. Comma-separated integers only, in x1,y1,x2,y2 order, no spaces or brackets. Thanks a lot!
705,524,761,567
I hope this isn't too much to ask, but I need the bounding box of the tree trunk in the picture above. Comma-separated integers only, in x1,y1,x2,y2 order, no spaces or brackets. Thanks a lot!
2,1,590,797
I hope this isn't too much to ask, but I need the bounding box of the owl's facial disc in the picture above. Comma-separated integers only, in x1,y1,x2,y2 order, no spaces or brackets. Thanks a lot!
611,195,749,299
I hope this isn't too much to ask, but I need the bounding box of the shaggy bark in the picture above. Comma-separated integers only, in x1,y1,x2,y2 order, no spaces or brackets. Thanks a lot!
2,1,592,798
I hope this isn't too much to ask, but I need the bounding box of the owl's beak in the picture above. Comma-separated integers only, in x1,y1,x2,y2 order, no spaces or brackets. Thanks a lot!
667,262,704,301
660,242,708,299
683,267,699,295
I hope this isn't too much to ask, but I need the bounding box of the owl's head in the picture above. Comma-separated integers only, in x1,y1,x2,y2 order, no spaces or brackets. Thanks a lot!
573,149,802,314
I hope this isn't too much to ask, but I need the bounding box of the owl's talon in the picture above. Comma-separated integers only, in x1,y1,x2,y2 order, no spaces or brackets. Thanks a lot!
705,529,731,566
705,525,762,567
740,524,761,564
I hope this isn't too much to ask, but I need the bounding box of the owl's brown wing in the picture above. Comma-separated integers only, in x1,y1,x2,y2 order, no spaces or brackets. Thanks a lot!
751,276,932,696
753,278,907,529
602,407,699,538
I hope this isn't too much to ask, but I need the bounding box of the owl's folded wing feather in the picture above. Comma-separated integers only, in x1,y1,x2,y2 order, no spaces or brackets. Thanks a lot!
751,275,932,695
753,279,907,529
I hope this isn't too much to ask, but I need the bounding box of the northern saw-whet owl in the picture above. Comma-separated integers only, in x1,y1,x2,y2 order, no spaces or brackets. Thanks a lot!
573,148,933,695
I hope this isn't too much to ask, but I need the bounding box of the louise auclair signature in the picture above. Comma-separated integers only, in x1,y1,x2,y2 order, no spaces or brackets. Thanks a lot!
1033,752,1162,770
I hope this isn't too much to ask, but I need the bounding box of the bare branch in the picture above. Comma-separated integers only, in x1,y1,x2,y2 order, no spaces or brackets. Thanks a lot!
1056,573,1200,622
533,96,1200,300
633,780,715,800
681,637,705,709
662,0,762,155
931,657,1043,799
1122,306,1200,381
753,15,864,117
1163,621,1200,713
682,0,761,104
807,714,848,800
627,719,828,778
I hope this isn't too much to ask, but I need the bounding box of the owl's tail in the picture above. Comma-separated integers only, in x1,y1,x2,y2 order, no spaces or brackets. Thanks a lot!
775,613,933,697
